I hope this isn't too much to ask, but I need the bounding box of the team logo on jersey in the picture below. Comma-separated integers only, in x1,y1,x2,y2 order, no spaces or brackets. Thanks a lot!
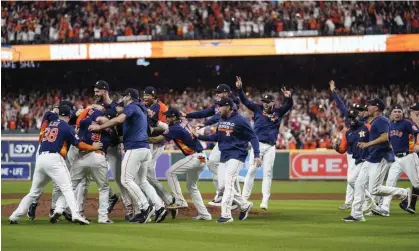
390,130,403,137
218,122,235,136
358,130,366,138
262,111,278,122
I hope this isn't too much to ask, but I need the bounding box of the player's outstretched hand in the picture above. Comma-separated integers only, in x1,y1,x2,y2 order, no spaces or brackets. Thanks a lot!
88,124,101,132
254,157,262,167
329,80,336,92
281,87,291,98
92,142,103,150
235,76,242,89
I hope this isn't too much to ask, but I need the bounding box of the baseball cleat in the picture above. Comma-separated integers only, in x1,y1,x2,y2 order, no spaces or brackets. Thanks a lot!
399,201,415,215
27,203,38,220
129,213,145,223
50,212,62,224
138,205,155,224
125,213,133,221
155,207,168,223
239,202,253,221
170,209,178,219
260,202,268,211
107,194,119,213
98,219,114,224
9,216,19,224
338,203,351,210
72,216,90,225
342,215,366,222
217,217,233,223
192,214,212,221
62,212,73,222
208,195,222,207
371,207,390,217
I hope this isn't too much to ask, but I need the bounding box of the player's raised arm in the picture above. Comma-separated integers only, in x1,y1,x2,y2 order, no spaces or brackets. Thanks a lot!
185,105,216,119
236,76,258,112
275,87,294,116
204,114,221,127
330,80,349,118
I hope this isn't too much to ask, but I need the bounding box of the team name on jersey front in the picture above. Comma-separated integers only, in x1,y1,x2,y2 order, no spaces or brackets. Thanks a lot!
218,122,235,136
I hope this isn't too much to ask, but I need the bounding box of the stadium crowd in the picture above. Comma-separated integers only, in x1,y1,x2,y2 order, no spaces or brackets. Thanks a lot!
2,1,419,44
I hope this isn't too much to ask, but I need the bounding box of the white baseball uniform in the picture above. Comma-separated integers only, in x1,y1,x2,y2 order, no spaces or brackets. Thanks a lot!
344,154,356,205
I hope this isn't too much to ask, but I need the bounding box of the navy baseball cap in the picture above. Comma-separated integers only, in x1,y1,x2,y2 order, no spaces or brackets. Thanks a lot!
165,107,181,118
93,80,109,91
368,98,385,111
58,105,72,116
409,102,419,111
261,94,274,103
348,109,360,118
59,100,74,110
123,88,139,100
216,97,234,107
352,103,368,111
390,104,403,112
144,86,157,97
213,84,231,93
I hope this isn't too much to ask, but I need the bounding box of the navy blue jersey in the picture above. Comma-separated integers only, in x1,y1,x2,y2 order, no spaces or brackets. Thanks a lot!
366,115,395,163
163,121,203,156
390,119,419,154
239,89,293,144
122,102,149,150
79,110,115,152
39,111,59,142
198,111,260,163
39,119,80,155
338,124,371,162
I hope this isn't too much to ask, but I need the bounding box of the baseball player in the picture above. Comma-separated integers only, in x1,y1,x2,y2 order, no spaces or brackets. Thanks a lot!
148,108,212,220
143,86,175,206
10,105,100,225
184,84,240,206
343,99,412,222
28,101,88,222
380,104,419,215
92,80,130,217
197,97,260,223
88,88,167,224
236,76,293,210
329,80,370,210
335,109,381,215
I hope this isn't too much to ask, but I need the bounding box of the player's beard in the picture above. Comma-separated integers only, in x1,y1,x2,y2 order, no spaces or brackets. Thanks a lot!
94,95,104,102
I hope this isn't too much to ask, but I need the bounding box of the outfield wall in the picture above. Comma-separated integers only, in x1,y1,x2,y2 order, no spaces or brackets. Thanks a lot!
1,136,411,181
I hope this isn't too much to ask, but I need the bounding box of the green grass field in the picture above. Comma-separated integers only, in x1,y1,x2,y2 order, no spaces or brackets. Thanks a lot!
1,180,417,251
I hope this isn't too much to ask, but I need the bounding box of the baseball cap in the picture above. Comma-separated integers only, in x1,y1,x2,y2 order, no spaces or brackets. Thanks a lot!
58,105,72,116
213,84,231,93
122,88,139,100
144,86,157,97
216,97,234,107
93,80,109,91
59,100,74,110
352,103,368,111
390,104,403,112
261,94,274,103
348,109,360,118
409,102,419,111
367,98,385,111
165,107,181,118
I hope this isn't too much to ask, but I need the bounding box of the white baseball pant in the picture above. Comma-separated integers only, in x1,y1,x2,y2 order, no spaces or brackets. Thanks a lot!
107,144,133,212
165,152,211,217
381,153,419,213
145,144,173,205
344,154,356,205
219,159,251,219
351,159,409,219
242,142,275,204
121,148,163,211
68,151,110,222
10,153,82,220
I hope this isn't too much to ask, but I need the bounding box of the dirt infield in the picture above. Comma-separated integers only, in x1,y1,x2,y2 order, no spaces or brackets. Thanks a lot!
1,193,342,218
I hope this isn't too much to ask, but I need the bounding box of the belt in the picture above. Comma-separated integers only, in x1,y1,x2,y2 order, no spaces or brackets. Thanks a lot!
355,159,365,165
260,140,275,146
395,152,409,158
40,151,58,155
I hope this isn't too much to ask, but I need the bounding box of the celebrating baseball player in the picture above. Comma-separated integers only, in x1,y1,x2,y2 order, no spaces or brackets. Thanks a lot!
343,98,412,222
329,80,370,210
148,107,212,220
380,104,419,215
10,105,101,225
88,88,167,224
184,84,241,206
235,76,293,210
143,86,175,207
197,97,259,223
